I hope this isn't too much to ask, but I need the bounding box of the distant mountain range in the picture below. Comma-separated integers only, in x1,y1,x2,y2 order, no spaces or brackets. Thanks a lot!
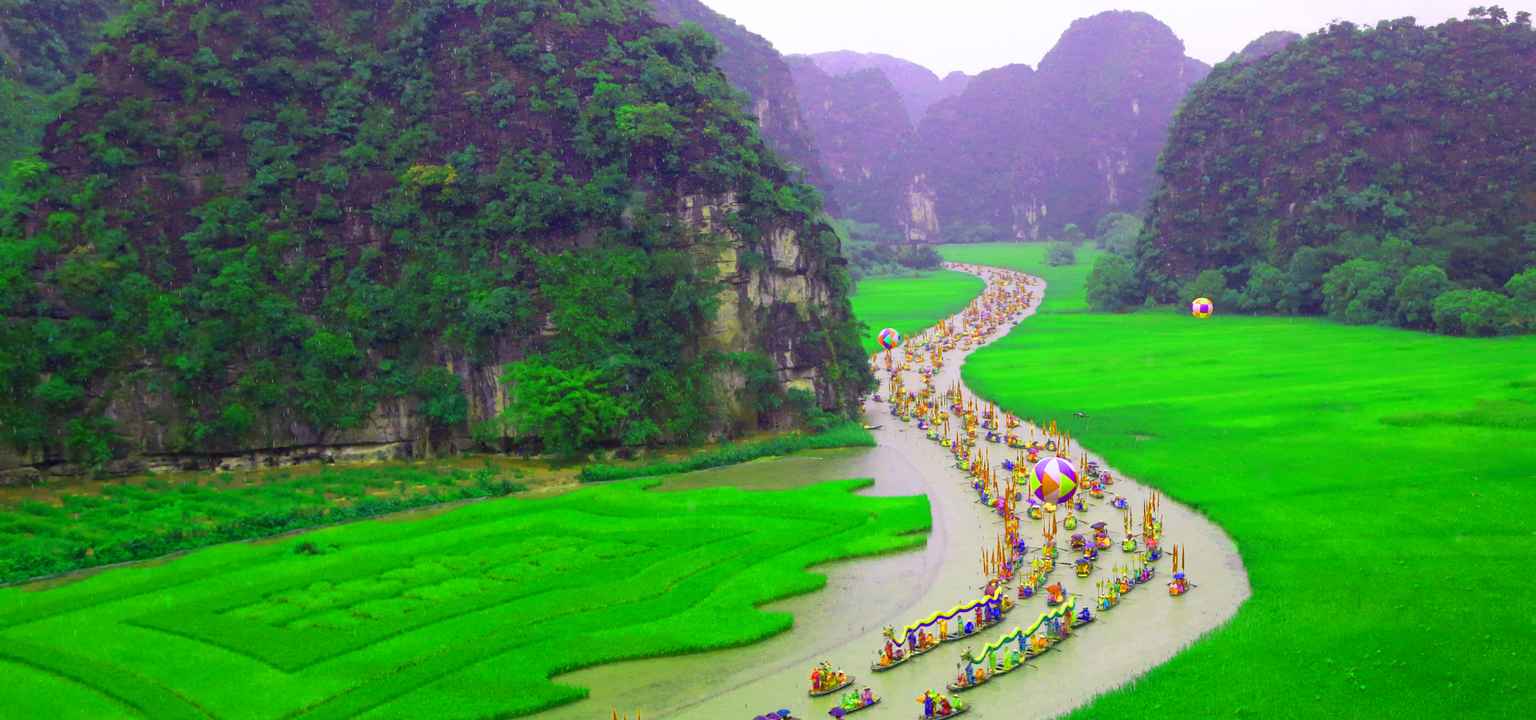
658,6,1209,243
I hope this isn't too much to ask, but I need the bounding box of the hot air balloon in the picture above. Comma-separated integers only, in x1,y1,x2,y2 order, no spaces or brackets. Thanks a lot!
1191,297,1214,319
1030,456,1079,509
878,327,902,349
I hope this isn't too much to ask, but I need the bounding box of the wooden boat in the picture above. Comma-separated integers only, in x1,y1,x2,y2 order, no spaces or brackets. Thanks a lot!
828,696,881,717
869,641,938,672
917,705,971,719
808,674,855,697
947,657,1028,693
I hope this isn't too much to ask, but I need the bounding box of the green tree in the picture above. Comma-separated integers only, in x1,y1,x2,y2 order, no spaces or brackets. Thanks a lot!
1283,247,1339,314
1321,258,1393,324
1182,269,1228,306
1047,241,1076,266
1505,267,1536,331
1060,223,1086,246
1392,265,1453,329
502,358,630,458
1432,289,1515,336
1238,263,1286,312
1085,253,1140,311
1093,212,1142,258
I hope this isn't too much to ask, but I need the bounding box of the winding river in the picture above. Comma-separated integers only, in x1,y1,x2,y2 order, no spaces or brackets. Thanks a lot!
542,264,1250,719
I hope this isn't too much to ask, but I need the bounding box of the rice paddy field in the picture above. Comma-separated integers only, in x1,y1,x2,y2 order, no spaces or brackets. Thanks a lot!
851,269,986,353
940,242,1536,718
0,478,929,719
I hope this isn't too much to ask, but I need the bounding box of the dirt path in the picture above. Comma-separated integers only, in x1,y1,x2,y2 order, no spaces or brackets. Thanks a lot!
545,265,1250,719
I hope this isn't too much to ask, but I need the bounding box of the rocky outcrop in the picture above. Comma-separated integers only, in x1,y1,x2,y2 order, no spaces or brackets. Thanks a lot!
901,173,941,243
803,50,968,125
1228,30,1302,63
914,11,1209,240
648,0,828,188
1,0,869,479
786,57,917,233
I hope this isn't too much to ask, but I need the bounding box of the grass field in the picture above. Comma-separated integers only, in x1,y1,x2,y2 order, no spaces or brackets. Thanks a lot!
0,478,929,719
851,269,986,353
941,242,1536,717
0,463,529,585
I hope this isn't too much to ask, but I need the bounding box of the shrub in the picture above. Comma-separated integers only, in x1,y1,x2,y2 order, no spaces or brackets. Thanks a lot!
1085,254,1140,311
1284,246,1340,314
502,358,630,458
1432,289,1515,336
1181,269,1228,306
1506,267,1536,331
1321,258,1393,324
1238,263,1286,312
895,245,942,270
1392,265,1453,329
1047,241,1076,266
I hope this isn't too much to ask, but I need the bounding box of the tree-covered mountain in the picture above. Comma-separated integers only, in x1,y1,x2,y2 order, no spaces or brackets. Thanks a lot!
785,56,936,241
0,0,870,474
647,0,826,188
0,0,122,184
1227,30,1301,63
915,11,1209,242
803,50,965,125
1134,12,1536,334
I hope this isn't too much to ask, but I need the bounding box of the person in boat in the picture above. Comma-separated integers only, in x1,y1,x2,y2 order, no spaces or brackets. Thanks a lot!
859,687,875,706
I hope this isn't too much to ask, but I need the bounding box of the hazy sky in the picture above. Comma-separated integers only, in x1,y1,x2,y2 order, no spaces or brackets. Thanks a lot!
698,1,1479,74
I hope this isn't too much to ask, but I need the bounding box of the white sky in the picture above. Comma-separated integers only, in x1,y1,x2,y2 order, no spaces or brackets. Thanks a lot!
697,0,1482,74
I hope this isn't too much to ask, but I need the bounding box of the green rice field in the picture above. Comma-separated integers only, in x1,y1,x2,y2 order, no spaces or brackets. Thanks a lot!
941,242,1536,718
0,479,929,719
851,269,986,353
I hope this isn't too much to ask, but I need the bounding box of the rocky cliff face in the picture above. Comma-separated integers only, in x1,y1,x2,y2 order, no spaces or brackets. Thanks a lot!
785,57,928,236
0,0,869,480
648,0,827,188
804,50,967,125
915,11,1209,240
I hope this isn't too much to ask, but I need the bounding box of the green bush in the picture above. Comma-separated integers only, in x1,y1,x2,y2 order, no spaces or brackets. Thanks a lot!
1085,253,1140,311
1238,263,1287,312
1506,267,1536,331
1181,269,1228,306
1432,289,1515,336
1047,241,1077,266
1321,258,1394,324
1392,265,1453,328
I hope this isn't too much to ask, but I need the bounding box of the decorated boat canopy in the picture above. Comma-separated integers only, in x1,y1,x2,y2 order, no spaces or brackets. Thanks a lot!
961,595,1078,664
884,590,1008,648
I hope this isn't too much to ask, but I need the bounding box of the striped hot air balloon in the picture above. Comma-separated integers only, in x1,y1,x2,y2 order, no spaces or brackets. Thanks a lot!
878,327,902,349
1191,297,1214,319
1030,457,1079,506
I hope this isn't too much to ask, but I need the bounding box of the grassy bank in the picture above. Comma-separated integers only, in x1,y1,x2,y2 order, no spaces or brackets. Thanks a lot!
0,479,929,719
943,242,1536,717
579,422,874,483
851,269,987,354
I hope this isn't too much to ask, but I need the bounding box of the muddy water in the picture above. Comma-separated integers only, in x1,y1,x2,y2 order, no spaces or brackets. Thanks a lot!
543,267,1250,720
